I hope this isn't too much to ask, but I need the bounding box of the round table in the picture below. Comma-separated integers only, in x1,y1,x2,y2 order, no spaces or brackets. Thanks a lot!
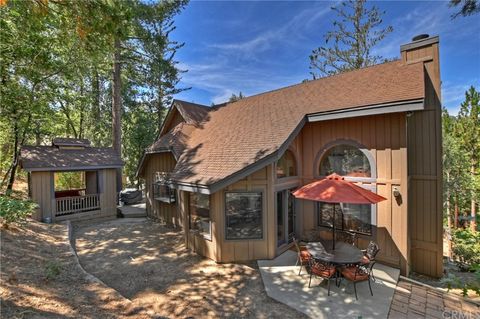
306,241,364,265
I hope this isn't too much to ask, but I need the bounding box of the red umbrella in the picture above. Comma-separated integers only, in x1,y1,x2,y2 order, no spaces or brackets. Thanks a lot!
292,173,386,249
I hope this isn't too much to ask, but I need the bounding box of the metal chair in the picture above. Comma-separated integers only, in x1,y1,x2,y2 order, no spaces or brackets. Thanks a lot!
308,259,337,296
361,241,380,281
293,237,312,275
339,264,373,300
336,230,357,246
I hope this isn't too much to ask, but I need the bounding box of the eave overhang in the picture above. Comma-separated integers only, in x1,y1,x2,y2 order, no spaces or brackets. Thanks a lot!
307,98,424,122
166,98,425,195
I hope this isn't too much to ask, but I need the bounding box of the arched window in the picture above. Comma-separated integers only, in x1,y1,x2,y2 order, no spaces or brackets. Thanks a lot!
276,150,297,178
317,143,375,235
319,144,371,178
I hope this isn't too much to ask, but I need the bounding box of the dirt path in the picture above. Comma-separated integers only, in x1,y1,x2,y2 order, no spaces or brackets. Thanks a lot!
0,221,149,319
74,218,306,318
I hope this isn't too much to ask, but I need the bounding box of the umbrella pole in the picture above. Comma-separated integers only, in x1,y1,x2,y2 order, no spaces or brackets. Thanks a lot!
332,203,336,250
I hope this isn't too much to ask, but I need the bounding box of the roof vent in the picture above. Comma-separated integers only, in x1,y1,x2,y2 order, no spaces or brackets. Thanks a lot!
412,34,429,42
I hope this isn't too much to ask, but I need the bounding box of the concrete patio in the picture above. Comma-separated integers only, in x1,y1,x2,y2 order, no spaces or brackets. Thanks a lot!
258,250,400,319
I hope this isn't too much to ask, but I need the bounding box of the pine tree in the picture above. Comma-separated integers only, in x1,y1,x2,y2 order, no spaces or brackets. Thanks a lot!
450,0,480,18
309,0,393,79
455,86,480,232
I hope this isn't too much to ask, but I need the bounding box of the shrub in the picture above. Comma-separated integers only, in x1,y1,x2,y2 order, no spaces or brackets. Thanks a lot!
451,229,480,267
45,260,62,280
441,266,480,297
0,195,37,227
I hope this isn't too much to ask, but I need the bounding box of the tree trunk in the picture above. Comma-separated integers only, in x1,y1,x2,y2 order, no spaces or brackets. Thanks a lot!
112,37,122,155
446,172,452,258
5,119,19,195
112,37,123,194
454,198,459,228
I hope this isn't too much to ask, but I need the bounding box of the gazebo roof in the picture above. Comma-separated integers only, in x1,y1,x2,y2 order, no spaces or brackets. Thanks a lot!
20,138,123,172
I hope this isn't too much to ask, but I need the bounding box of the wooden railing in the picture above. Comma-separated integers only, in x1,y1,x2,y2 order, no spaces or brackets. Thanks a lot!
55,194,100,216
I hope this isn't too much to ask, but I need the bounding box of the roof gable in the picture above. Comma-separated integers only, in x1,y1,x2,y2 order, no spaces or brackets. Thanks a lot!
20,145,123,171
170,60,425,189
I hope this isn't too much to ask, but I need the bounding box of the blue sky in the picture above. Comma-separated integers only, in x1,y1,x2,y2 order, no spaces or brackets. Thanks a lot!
172,1,480,115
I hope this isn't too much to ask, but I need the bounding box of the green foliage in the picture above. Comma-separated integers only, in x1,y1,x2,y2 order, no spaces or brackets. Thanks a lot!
55,172,85,191
122,105,157,186
228,92,245,103
451,229,480,266
449,0,480,18
44,260,62,281
442,228,480,296
309,0,393,79
0,195,37,226
443,86,480,231
0,0,189,193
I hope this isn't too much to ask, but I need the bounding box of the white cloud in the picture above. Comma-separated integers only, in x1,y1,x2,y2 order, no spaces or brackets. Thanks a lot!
373,3,480,59
209,4,332,57
178,60,304,104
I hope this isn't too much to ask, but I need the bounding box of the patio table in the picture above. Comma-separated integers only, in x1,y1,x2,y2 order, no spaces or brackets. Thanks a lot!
305,241,363,265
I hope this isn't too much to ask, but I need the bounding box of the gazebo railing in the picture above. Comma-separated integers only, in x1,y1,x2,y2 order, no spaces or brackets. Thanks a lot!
55,194,100,216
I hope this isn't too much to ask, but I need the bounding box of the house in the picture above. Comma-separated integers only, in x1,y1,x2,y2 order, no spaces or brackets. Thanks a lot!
137,35,443,277
20,138,123,222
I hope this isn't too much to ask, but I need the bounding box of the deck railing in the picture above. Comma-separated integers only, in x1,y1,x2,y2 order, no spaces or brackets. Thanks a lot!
55,194,100,216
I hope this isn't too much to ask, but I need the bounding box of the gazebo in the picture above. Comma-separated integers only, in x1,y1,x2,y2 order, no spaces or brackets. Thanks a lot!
20,138,123,222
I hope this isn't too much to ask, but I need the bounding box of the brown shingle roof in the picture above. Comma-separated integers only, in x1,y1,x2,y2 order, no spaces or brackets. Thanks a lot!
168,60,424,187
146,122,196,158
20,145,123,171
174,100,211,126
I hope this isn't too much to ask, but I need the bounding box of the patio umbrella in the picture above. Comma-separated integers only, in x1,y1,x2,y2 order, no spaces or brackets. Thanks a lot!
292,173,387,250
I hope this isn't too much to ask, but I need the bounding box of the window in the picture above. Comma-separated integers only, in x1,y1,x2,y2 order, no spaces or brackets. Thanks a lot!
189,193,211,239
225,192,263,240
317,143,375,235
317,202,372,235
319,144,371,178
153,172,175,203
276,150,297,178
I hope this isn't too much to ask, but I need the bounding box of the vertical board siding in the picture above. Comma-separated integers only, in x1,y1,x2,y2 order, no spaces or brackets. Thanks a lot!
405,43,443,278
30,171,54,221
300,112,408,272
213,165,273,262
143,153,180,227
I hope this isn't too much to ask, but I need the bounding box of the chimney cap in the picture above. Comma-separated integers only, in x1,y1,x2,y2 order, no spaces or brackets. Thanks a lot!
412,34,430,41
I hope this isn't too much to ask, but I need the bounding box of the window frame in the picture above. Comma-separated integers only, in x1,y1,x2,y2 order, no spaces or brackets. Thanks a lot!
314,139,377,183
314,140,378,236
276,149,298,179
152,172,176,204
188,192,212,241
224,191,264,241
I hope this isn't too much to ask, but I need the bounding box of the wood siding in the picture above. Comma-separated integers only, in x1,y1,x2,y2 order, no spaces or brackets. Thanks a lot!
143,153,181,227
30,169,117,222
30,171,54,221
404,42,443,277
298,114,409,273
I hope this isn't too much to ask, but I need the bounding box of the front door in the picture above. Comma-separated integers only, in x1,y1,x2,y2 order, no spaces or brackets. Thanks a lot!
276,188,296,247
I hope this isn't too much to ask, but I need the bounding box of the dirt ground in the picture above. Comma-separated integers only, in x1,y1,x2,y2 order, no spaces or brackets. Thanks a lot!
74,218,306,318
0,220,150,319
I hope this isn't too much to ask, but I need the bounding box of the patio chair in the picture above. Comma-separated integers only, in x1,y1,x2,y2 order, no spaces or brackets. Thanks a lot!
308,259,337,296
336,230,357,246
293,237,312,275
339,264,373,300
360,241,380,281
